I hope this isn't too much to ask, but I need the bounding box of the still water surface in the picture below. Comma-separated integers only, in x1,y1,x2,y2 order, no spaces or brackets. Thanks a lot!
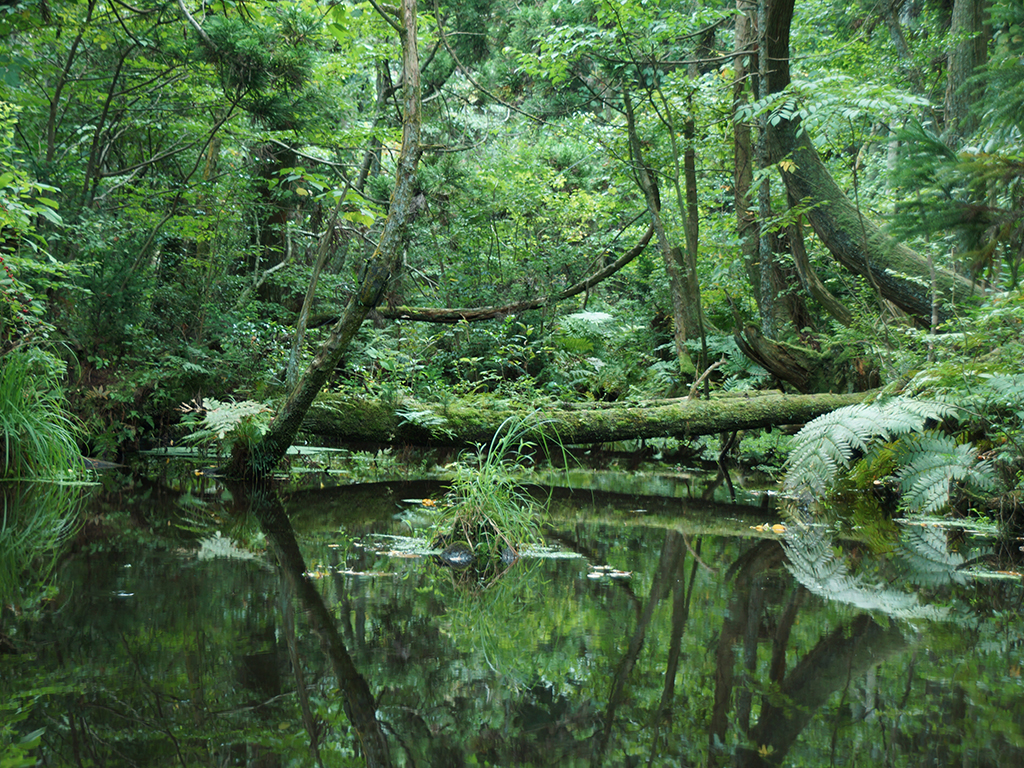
3,466,1023,766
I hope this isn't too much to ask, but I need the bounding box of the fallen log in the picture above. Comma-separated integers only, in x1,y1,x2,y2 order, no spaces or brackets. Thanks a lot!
300,389,873,446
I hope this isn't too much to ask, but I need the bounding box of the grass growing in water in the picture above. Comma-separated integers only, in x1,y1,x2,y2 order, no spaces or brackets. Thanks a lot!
0,349,82,479
433,414,556,562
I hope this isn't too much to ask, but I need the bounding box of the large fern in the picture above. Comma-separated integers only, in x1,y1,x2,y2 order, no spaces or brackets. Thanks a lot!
894,432,996,514
784,397,954,496
179,398,273,453
898,526,966,587
784,396,997,513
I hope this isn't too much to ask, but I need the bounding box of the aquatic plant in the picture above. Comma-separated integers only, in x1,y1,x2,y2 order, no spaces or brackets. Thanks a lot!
433,414,555,562
0,348,82,479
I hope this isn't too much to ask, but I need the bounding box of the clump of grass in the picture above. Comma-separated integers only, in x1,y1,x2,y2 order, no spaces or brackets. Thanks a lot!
0,348,82,480
433,414,555,562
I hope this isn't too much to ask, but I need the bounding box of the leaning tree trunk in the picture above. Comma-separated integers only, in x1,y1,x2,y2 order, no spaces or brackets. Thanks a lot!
763,0,975,322
229,0,423,479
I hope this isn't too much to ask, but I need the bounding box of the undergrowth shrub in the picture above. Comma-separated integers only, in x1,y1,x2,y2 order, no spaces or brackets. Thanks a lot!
784,396,997,515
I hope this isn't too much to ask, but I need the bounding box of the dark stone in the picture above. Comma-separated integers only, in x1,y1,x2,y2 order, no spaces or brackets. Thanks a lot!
439,542,474,567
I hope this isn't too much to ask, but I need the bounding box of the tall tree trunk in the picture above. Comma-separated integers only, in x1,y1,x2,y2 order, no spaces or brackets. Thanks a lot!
945,0,986,144
624,90,698,375
683,27,714,373
733,0,760,302
229,0,423,479
756,0,777,337
763,0,975,322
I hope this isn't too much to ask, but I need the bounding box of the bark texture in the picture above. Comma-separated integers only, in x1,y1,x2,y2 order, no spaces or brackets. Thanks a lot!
230,0,423,479
945,0,986,143
763,0,975,321
299,389,872,446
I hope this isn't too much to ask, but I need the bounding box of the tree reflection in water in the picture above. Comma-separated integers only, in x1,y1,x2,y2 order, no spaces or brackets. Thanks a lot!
254,488,392,767
2,472,1023,766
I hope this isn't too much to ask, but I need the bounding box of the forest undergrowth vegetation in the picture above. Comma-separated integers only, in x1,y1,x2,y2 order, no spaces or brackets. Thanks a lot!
782,291,1024,525
0,348,84,481
0,0,1022,513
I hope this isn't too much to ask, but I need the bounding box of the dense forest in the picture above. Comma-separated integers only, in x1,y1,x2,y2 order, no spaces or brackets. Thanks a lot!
1,0,1023,502
5,1,1024,765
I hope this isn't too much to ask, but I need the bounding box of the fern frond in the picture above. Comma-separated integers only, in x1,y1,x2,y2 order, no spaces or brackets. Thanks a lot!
784,528,949,621
895,432,997,514
898,526,966,586
784,397,951,497
180,398,273,446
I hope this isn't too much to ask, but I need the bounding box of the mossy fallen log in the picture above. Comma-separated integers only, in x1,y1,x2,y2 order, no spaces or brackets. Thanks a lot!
300,389,874,446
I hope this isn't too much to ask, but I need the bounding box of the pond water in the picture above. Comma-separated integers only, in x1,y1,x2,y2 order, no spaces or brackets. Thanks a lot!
3,463,1024,767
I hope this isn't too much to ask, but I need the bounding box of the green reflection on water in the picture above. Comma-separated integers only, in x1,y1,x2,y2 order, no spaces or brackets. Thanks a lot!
2,470,1023,767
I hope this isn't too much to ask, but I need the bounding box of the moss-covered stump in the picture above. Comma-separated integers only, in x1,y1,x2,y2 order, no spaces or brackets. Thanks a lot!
300,390,873,447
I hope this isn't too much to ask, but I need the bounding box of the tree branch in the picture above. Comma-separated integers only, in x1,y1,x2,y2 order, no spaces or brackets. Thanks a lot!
377,222,654,323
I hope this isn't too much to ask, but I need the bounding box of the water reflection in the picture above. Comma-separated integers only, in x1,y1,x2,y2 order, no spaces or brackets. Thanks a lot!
254,487,392,766
2,470,1023,766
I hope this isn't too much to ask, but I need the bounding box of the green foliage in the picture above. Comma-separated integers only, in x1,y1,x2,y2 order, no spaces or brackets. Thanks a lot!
894,432,996,514
0,483,82,609
784,396,996,514
0,101,80,350
433,414,551,560
783,525,952,622
686,334,770,392
178,398,273,456
897,524,967,588
0,348,82,480
0,103,62,239
786,397,953,495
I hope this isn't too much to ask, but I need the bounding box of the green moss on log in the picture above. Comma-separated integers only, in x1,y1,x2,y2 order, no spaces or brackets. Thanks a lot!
301,390,873,446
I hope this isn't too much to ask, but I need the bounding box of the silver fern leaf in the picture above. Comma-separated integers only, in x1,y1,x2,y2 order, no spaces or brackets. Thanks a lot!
894,432,997,514
898,525,966,586
784,527,950,621
784,397,954,497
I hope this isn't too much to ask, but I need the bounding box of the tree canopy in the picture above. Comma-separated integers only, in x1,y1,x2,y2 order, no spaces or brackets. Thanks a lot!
0,0,1022,480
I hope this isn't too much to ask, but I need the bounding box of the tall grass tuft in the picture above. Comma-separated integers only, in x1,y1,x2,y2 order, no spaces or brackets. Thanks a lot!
0,348,82,479
434,413,558,561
